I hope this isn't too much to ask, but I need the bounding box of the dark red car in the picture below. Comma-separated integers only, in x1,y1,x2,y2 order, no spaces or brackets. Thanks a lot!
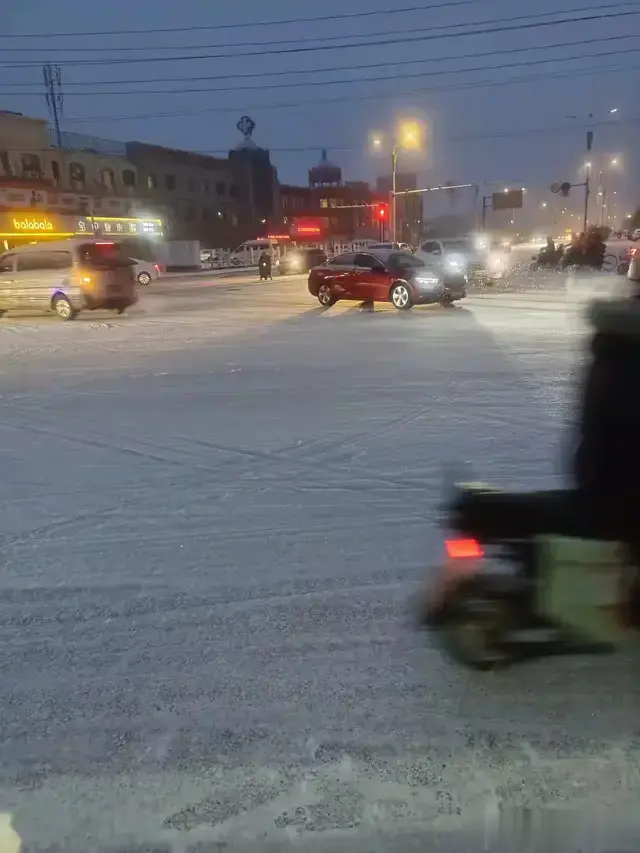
308,249,467,310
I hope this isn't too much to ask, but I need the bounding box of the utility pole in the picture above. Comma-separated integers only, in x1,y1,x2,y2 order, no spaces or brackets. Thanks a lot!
43,64,64,148
481,195,492,229
391,147,398,243
583,129,593,232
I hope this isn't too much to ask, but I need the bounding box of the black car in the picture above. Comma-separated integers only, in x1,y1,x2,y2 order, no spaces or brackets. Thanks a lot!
279,247,328,275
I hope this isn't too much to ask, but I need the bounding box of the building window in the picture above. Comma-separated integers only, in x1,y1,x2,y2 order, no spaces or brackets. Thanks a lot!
122,169,136,188
320,199,329,208
215,181,226,196
69,162,86,188
165,174,176,190
101,168,117,190
231,214,238,227
147,173,158,190
202,180,209,194
51,160,60,184
329,199,337,207
20,153,42,179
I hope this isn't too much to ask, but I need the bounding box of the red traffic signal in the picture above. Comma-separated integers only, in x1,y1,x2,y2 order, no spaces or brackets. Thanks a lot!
377,204,388,220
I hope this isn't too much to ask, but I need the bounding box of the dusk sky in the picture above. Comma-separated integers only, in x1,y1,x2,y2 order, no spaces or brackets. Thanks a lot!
2,0,639,218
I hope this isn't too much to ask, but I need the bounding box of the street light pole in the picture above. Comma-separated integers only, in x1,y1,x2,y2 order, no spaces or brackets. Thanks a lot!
583,162,591,233
391,147,398,244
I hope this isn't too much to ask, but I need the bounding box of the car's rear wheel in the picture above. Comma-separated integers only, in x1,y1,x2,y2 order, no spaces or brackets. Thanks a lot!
317,283,337,307
137,271,152,286
53,295,76,321
390,282,413,310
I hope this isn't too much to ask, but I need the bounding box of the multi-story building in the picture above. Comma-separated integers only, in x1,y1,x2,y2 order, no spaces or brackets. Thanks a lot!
278,151,385,243
0,111,144,220
0,111,283,249
376,172,423,246
124,141,241,246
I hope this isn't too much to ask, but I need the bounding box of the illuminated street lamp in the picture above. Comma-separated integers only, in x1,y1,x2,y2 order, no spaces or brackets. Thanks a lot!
371,119,425,242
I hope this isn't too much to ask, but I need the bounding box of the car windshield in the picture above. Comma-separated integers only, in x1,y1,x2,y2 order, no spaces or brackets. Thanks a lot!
389,253,425,269
388,253,435,274
442,239,473,253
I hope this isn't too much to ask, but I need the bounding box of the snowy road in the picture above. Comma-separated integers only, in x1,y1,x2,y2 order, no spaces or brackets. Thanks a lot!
0,273,638,852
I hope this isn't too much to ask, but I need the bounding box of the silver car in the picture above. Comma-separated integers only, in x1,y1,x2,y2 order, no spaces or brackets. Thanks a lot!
132,258,160,286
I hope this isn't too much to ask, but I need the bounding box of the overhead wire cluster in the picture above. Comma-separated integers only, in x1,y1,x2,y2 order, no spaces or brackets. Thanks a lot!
0,0,637,129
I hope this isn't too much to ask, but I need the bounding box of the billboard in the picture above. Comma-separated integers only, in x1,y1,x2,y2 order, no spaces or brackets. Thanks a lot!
492,189,523,211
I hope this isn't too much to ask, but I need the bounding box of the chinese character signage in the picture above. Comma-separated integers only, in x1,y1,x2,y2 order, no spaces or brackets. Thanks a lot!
75,217,163,237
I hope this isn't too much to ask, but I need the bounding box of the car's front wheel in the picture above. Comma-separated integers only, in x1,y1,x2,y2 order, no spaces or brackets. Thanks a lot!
317,283,337,307
53,295,77,321
390,282,413,310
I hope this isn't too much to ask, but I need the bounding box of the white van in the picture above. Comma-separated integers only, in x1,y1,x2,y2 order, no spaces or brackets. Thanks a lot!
229,240,280,268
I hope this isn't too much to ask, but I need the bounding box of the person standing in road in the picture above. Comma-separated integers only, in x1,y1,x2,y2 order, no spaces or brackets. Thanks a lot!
259,251,272,281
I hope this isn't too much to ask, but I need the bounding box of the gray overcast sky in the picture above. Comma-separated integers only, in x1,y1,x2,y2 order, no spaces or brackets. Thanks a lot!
2,0,639,217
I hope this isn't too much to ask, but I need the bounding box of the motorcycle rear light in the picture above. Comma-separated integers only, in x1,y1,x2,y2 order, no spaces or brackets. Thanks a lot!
445,538,484,559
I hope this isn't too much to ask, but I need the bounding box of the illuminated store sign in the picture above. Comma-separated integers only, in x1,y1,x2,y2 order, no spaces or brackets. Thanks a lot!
12,217,54,232
76,217,163,236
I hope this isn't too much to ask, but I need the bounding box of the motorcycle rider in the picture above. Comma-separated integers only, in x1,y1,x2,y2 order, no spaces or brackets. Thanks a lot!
450,289,640,620
536,236,557,266
584,227,606,270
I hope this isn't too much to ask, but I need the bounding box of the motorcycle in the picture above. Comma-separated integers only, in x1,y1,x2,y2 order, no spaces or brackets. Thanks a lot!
417,480,640,670
529,245,564,271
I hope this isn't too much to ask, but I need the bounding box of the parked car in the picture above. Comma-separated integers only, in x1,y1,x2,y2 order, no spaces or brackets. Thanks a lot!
0,239,137,320
278,247,327,275
308,249,466,310
132,258,161,285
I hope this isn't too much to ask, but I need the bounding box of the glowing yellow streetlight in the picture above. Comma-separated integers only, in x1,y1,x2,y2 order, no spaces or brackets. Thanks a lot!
371,119,426,241
397,120,423,151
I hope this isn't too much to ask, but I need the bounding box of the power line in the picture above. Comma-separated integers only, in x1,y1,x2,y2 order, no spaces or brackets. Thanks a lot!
0,115,634,155
0,2,633,53
62,60,640,124
0,34,629,89
1,8,637,68
189,115,640,150
2,44,637,97
0,0,495,39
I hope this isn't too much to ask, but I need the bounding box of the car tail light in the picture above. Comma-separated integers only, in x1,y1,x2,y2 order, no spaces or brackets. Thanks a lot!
153,264,160,272
445,538,484,559
631,248,638,259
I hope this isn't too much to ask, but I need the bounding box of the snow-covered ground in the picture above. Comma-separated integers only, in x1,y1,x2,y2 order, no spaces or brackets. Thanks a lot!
0,273,638,852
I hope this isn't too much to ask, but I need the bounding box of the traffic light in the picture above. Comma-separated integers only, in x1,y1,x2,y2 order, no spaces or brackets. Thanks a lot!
377,203,388,220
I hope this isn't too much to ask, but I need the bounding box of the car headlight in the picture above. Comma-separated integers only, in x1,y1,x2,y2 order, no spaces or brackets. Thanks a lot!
488,252,506,268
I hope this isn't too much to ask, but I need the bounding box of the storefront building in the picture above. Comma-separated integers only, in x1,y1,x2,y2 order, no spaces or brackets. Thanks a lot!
0,210,163,257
